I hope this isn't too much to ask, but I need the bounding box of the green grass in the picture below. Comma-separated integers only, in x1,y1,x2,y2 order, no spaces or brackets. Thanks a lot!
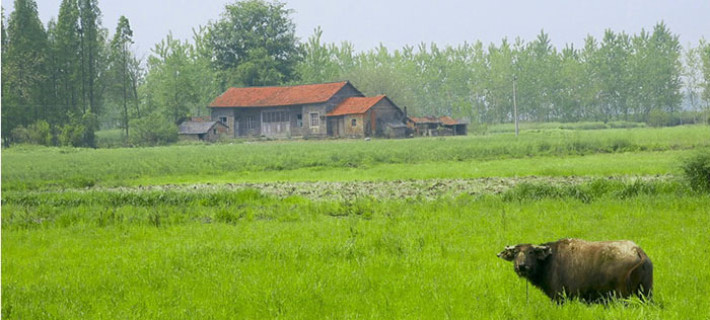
2,124,710,319
2,125,708,191
3,191,709,319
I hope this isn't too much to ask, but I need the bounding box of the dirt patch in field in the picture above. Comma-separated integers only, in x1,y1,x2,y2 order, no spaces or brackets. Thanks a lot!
117,175,673,201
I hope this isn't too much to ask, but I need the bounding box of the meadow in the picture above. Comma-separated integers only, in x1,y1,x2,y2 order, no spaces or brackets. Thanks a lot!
2,125,710,319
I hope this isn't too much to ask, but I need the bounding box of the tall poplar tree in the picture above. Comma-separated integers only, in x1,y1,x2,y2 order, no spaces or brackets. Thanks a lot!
106,15,136,136
700,39,710,124
78,0,102,115
1,0,50,142
51,0,82,124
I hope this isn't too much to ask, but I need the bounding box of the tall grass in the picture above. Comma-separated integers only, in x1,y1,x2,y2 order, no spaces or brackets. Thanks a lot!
3,125,709,319
3,191,709,319
2,125,708,191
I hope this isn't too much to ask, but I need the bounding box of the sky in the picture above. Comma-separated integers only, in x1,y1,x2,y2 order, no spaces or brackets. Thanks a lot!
2,0,709,59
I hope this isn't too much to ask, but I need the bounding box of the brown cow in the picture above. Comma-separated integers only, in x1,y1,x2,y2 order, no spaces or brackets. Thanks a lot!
497,238,653,303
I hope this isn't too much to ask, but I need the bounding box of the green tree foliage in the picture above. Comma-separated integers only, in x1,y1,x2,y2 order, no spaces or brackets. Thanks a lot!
700,39,710,123
105,15,139,136
1,0,111,146
294,23,691,127
683,42,705,121
1,0,50,144
58,111,98,147
10,120,52,145
128,112,178,146
296,26,340,84
208,0,301,88
78,0,104,115
49,0,83,125
141,31,218,124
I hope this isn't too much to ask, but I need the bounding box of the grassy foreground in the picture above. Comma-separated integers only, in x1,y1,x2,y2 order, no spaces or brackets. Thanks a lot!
2,190,710,319
2,125,710,319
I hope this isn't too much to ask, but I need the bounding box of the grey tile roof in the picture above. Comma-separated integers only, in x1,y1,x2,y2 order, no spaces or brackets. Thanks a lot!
179,121,220,135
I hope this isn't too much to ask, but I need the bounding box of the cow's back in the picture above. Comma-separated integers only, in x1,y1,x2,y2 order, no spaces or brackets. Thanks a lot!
542,239,652,301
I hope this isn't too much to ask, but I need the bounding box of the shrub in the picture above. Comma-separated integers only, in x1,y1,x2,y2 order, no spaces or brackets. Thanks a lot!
10,121,53,146
59,123,86,147
10,126,30,144
27,120,53,146
59,112,98,147
681,150,710,193
129,112,178,146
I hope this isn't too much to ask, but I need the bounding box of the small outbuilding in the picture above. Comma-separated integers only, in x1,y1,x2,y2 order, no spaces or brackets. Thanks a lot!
407,116,468,136
326,95,407,138
178,120,229,142
439,116,468,136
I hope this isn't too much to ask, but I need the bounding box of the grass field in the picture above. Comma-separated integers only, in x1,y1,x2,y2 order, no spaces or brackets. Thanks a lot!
2,125,710,319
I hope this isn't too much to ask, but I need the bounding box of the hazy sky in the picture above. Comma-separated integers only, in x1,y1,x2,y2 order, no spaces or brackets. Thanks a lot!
2,0,709,59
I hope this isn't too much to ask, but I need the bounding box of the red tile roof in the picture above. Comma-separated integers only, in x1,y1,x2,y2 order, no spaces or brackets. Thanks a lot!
327,95,386,116
408,116,441,124
438,116,459,126
408,116,462,125
209,81,350,108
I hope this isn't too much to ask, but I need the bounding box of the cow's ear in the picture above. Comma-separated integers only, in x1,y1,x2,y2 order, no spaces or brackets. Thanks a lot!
534,245,551,260
497,246,516,261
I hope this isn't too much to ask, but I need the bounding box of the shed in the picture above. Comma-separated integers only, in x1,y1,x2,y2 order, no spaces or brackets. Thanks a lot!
407,116,468,136
407,116,441,136
178,120,229,142
327,95,407,138
438,116,468,136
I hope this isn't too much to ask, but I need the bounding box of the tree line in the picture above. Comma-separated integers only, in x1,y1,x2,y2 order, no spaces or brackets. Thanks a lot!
2,0,710,147
301,25,710,127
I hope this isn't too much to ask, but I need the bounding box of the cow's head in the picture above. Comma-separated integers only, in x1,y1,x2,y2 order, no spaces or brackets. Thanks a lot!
498,244,551,277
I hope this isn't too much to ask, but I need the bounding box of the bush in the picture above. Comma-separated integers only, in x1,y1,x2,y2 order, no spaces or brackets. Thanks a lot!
59,123,86,147
681,150,710,193
59,112,98,148
27,120,53,146
10,126,30,144
10,121,53,146
129,113,178,146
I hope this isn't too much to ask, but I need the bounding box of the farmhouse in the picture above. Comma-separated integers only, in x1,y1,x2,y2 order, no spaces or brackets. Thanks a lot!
208,81,407,139
178,119,229,142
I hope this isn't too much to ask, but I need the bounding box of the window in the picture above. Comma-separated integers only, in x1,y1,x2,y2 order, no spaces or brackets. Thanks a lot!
297,114,303,127
246,116,259,131
213,129,217,135
263,111,288,123
218,116,227,125
310,112,319,127
351,119,357,127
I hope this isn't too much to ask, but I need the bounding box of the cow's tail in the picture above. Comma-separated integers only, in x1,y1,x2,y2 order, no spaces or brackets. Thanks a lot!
627,248,653,301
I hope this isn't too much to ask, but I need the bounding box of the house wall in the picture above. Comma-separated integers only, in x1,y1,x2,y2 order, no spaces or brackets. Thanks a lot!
301,104,328,136
288,107,305,137
211,108,236,137
261,107,292,138
330,114,366,138
371,99,405,136
233,109,262,137
203,123,229,142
